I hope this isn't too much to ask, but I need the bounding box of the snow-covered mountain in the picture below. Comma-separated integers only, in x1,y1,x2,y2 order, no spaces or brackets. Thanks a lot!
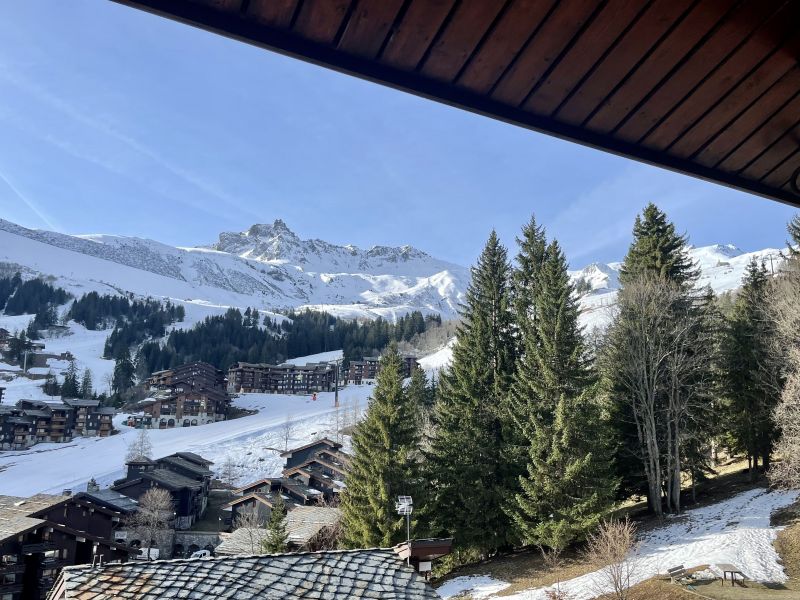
570,243,786,330
0,218,468,321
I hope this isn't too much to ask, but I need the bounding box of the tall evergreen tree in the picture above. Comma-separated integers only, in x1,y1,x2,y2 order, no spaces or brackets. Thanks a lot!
340,344,422,548
507,241,616,548
618,203,698,286
263,493,288,554
428,231,516,556
112,348,136,396
720,259,781,478
80,368,94,399
61,360,80,399
787,214,800,257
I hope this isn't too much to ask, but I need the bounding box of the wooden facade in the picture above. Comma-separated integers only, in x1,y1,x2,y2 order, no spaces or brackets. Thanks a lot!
0,494,132,600
0,400,108,451
227,362,336,395
113,0,800,208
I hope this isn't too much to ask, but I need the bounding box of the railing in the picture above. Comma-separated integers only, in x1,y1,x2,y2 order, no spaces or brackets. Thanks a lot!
0,562,25,574
21,541,56,554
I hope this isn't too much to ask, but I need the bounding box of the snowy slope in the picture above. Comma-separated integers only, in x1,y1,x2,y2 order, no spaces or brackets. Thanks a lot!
438,487,799,599
0,385,372,496
0,219,467,320
571,244,786,331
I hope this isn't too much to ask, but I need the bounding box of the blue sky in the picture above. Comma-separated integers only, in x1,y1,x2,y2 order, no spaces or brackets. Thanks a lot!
0,0,796,267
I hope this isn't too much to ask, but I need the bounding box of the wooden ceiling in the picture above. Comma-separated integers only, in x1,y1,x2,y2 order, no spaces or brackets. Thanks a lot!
112,0,800,207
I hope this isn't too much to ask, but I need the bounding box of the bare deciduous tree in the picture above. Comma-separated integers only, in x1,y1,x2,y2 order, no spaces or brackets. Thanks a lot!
233,506,266,554
125,428,152,465
602,276,715,515
540,546,572,600
218,455,239,488
280,414,296,452
585,518,638,600
768,267,800,489
125,488,174,560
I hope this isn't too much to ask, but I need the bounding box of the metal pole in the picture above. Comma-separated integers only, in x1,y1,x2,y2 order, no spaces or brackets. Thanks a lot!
23,350,28,374
334,358,340,408
406,513,411,565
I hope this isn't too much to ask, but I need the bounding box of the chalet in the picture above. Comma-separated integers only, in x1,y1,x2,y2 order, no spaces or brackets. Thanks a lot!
0,405,34,450
146,361,226,393
227,361,336,395
16,400,75,444
0,493,133,600
49,548,441,600
135,386,229,428
133,362,230,429
346,354,419,385
224,439,350,527
62,399,113,437
111,453,213,530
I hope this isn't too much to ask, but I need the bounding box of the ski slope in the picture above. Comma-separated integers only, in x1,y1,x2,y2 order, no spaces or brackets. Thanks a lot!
0,386,372,497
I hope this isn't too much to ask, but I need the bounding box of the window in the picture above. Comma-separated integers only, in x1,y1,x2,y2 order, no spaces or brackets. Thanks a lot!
2,573,15,584
0,554,17,564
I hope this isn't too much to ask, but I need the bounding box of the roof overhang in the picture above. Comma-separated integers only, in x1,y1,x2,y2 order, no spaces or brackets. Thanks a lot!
110,0,800,207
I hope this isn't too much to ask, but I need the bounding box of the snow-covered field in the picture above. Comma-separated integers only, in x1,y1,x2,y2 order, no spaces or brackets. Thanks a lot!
0,386,372,496
437,487,800,599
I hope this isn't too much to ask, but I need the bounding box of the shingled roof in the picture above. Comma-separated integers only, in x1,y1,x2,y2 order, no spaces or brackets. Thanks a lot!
50,548,440,599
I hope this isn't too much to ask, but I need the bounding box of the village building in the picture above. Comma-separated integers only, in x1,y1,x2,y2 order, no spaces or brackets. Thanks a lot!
49,548,442,599
111,452,214,530
224,439,349,529
129,362,230,429
0,400,113,450
0,493,134,600
346,354,419,385
62,399,113,438
227,361,336,395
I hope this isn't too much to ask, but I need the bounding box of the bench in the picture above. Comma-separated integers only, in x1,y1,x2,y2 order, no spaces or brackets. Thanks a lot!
668,565,688,584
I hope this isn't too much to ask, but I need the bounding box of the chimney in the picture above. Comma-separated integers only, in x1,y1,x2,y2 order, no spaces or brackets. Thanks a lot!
87,478,100,493
62,489,72,496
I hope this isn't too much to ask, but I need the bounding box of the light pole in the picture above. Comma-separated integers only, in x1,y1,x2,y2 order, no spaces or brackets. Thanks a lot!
333,357,342,408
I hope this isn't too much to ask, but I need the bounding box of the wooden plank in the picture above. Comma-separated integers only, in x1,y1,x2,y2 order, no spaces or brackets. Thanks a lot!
644,3,800,152
586,0,736,135
189,0,241,11
491,0,601,107
523,0,646,116
556,0,693,126
694,68,800,167
419,0,507,83
246,0,299,28
741,122,800,180
717,93,800,173
457,0,556,95
292,0,352,45
337,0,406,58
762,148,800,188
380,0,455,70
616,0,779,143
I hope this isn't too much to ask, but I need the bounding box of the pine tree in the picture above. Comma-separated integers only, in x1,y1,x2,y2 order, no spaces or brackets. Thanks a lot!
61,360,80,399
405,365,429,416
720,259,781,478
263,493,288,554
507,242,615,548
80,368,94,399
112,348,136,396
618,203,698,286
428,231,516,556
340,344,422,548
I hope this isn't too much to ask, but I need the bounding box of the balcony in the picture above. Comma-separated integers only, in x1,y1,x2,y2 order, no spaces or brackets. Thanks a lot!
0,562,25,574
21,541,56,554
